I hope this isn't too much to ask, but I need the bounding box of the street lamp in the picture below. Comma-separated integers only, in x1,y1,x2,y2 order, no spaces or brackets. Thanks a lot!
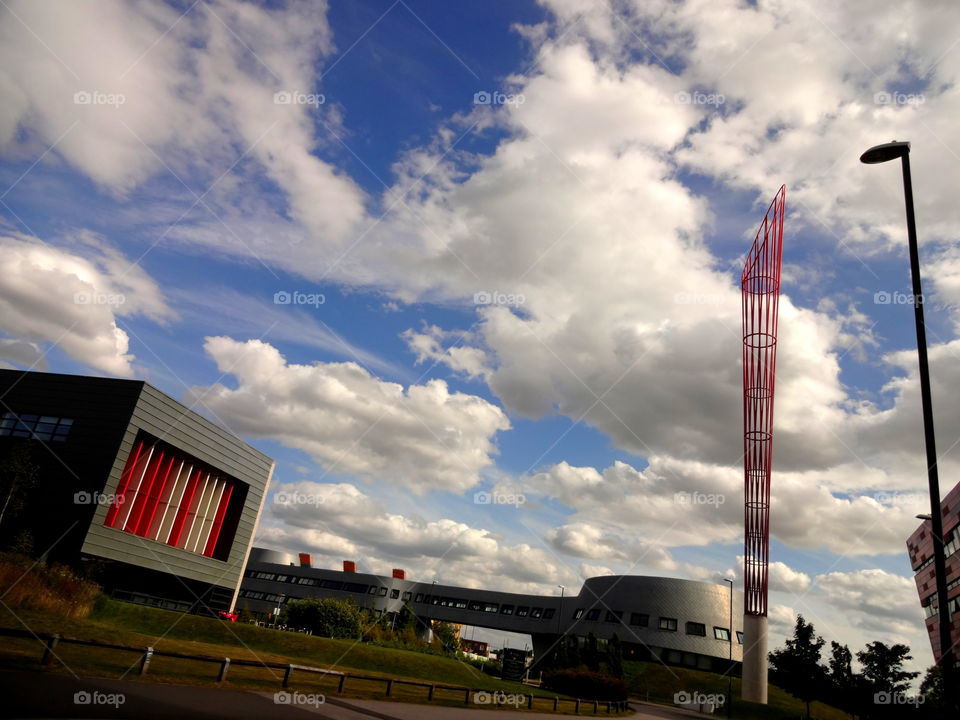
861,141,955,714
723,578,734,718
557,585,565,636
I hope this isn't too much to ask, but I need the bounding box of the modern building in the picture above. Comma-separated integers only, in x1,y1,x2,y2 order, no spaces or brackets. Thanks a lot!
0,370,274,612
240,548,744,672
906,480,960,662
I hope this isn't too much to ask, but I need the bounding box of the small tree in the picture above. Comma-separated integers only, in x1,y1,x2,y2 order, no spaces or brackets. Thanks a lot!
432,621,459,656
768,614,827,719
0,441,39,547
286,597,361,639
856,641,918,718
827,641,857,717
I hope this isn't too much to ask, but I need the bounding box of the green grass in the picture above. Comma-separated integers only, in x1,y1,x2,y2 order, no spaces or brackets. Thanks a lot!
0,599,627,714
624,660,851,720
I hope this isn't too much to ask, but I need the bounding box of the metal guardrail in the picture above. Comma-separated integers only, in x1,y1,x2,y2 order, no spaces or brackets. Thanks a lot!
0,627,630,714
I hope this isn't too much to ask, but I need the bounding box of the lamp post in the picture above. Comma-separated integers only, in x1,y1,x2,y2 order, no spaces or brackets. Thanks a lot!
723,578,734,718
861,141,955,714
557,585,565,636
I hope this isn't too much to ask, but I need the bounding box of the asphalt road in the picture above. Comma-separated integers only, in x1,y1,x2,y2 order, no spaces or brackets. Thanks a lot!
0,670,705,719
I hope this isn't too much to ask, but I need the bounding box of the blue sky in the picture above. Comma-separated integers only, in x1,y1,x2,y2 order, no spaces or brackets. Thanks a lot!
3,0,960,671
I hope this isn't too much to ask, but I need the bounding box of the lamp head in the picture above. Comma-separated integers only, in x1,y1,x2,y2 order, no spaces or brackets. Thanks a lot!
860,140,910,164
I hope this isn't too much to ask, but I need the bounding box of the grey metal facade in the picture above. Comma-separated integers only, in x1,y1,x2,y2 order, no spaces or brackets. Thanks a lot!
0,370,274,611
240,548,744,672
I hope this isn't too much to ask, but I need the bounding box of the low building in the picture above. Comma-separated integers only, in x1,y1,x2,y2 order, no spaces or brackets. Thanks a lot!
0,370,274,612
461,638,489,657
906,481,960,662
240,547,744,672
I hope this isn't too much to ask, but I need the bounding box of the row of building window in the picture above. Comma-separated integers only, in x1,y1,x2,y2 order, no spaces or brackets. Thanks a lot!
570,607,741,642
245,570,413,601
0,412,73,442
413,594,557,620
911,525,960,573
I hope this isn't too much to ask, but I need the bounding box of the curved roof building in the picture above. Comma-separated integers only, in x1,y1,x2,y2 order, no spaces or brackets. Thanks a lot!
240,548,744,673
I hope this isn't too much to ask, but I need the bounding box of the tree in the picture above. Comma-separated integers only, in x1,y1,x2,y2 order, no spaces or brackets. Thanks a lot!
286,597,361,639
607,633,624,679
827,641,857,717
431,621,459,655
856,641,919,718
768,615,827,719
919,665,943,716
0,441,39,547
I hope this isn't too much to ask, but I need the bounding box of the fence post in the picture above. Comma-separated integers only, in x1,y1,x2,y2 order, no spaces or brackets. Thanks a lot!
552,696,558,711
338,674,346,693
464,689,471,705
217,658,230,682
528,694,534,709
427,685,434,701
385,679,393,697
40,634,60,666
606,700,611,713
283,665,293,688
139,647,153,675
593,699,598,714
575,698,580,713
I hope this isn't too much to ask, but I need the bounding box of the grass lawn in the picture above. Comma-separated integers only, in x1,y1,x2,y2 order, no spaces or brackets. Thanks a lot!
0,598,624,715
625,660,850,719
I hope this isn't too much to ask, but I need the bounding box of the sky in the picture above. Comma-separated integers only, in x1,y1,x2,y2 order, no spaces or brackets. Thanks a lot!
2,0,959,677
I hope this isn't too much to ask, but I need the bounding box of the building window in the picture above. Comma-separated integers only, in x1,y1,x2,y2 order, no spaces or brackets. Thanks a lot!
402,591,412,601
369,586,379,595
659,617,678,632
574,608,585,620
321,580,343,590
714,627,731,641
414,593,424,603
297,577,318,586
630,613,649,627
469,601,482,611
500,604,515,615
605,610,623,623
0,412,73,442
103,434,244,561
484,603,499,613
390,589,400,599
516,606,530,617
686,622,706,637
378,587,388,597
455,598,468,609
343,583,367,594
585,609,601,621
530,607,543,618
736,631,744,644
543,608,555,620
253,571,276,580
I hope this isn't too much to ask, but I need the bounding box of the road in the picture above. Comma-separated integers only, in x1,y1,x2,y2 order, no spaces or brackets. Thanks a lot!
0,670,704,719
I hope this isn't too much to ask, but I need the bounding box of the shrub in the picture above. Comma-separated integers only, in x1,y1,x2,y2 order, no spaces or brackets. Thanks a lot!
542,669,628,700
0,552,101,619
286,597,362,639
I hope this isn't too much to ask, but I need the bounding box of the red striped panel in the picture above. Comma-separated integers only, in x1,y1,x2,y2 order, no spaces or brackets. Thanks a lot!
105,439,144,528
123,450,165,533
135,454,177,537
166,468,203,547
203,482,234,557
